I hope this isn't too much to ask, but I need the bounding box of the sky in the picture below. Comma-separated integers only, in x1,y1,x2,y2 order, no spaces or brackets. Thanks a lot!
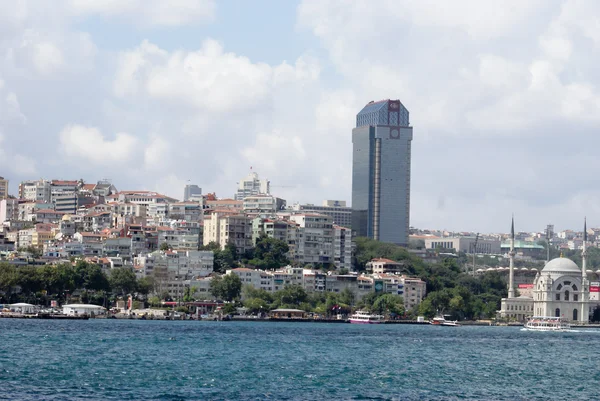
0,0,599,234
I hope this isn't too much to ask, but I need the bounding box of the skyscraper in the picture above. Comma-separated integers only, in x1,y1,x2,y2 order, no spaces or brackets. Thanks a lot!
351,99,413,245
183,184,202,201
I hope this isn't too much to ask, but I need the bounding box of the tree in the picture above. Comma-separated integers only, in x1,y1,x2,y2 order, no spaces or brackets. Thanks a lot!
0,262,18,301
372,294,405,317
210,274,242,301
249,235,289,270
274,285,307,308
159,242,171,251
74,261,110,292
137,276,155,296
213,243,239,273
109,267,137,296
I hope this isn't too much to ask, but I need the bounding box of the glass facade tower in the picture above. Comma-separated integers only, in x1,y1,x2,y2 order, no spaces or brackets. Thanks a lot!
351,99,413,246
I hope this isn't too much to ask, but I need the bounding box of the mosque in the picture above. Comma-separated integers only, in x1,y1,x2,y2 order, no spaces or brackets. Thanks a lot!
499,218,597,323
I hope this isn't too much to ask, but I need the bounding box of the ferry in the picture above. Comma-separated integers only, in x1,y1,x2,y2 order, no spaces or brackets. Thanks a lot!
523,316,571,332
430,315,460,327
349,310,384,324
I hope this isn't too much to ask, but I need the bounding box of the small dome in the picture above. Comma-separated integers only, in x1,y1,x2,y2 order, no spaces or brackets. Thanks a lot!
541,257,581,273
62,214,72,222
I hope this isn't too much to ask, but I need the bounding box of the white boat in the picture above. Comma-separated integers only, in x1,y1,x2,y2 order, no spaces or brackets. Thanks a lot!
523,316,571,332
349,310,384,324
430,315,460,327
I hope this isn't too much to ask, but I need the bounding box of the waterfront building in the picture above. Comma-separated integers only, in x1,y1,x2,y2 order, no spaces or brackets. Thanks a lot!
291,200,352,228
227,268,274,293
183,184,202,202
235,171,270,201
500,219,593,323
351,99,413,246
0,176,8,199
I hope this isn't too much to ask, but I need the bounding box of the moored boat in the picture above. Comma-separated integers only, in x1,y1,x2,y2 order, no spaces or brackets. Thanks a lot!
430,315,460,327
523,316,571,332
349,310,384,324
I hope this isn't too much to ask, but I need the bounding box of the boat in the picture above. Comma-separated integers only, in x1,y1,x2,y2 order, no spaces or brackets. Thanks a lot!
430,315,460,326
523,316,571,332
349,310,384,324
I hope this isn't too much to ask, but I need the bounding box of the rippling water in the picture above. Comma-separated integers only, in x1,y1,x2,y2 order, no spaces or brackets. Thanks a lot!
0,320,598,400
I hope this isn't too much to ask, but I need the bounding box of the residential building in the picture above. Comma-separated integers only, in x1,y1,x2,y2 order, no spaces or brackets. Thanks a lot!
203,211,253,253
252,218,290,244
169,202,202,222
367,258,403,274
234,171,270,200
288,213,334,267
333,225,353,271
183,184,202,202
227,268,274,293
0,176,8,199
106,191,178,206
204,199,243,212
291,200,352,228
352,99,413,245
0,199,19,222
19,180,51,202
243,195,286,216
0,231,15,252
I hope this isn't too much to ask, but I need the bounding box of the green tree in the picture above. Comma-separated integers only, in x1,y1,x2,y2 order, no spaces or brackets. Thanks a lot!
210,274,242,301
136,276,155,296
372,294,405,317
0,262,18,301
109,267,137,296
159,242,171,251
244,297,270,314
249,235,289,270
273,285,308,308
74,261,110,292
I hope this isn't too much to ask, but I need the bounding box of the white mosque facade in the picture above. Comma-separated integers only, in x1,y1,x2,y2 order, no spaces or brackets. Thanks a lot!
499,219,594,323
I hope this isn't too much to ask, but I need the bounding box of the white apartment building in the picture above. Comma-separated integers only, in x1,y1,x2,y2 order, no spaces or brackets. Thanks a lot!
333,225,353,271
0,199,18,222
203,212,253,253
243,195,286,216
228,268,274,293
234,172,270,201
288,213,334,267
291,200,352,228
19,180,51,202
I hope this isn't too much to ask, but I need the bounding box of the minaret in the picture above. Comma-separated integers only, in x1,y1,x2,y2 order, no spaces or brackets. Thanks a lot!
508,215,515,299
581,218,588,323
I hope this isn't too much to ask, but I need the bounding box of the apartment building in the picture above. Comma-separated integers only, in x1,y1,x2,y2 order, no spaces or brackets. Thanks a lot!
333,225,352,271
291,200,352,228
203,212,253,253
0,177,8,199
243,195,286,216
288,213,334,267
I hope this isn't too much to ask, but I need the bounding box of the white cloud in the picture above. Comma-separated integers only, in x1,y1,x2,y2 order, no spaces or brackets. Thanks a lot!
114,39,320,113
59,124,139,165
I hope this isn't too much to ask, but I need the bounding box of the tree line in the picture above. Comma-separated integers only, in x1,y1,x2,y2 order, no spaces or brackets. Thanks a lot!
0,261,152,306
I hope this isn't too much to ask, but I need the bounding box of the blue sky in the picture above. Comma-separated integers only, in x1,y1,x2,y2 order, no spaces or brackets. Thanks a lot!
1,0,600,233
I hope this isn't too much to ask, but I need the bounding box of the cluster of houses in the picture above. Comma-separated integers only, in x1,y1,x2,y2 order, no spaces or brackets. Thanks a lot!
0,174,427,310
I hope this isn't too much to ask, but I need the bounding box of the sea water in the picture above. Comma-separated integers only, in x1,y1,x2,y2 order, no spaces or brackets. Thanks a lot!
0,319,597,400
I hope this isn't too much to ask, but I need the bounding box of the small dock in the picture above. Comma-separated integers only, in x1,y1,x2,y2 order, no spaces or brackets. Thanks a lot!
0,313,89,320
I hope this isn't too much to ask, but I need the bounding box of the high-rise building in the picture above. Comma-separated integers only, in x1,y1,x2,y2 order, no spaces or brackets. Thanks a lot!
235,171,270,201
183,184,202,201
351,99,413,246
0,176,8,199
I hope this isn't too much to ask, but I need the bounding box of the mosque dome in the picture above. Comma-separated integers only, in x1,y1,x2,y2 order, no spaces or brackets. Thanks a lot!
541,257,581,274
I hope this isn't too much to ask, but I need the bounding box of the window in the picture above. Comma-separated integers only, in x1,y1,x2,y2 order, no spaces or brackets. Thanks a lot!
574,294,578,302
572,284,578,291
557,284,563,290
573,309,578,321
555,308,560,317
565,290,570,301
556,293,560,301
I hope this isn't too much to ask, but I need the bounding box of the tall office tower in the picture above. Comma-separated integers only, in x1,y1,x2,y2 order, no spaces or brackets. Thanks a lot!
183,184,202,201
351,99,413,245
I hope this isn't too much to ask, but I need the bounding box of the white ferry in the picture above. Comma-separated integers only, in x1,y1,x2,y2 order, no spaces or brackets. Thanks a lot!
523,316,571,332
349,310,384,324
430,315,460,327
